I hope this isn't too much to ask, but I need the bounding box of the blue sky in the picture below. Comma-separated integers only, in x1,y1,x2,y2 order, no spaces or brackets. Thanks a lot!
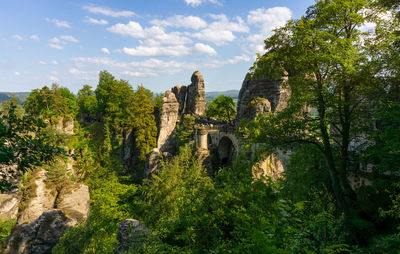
0,0,315,93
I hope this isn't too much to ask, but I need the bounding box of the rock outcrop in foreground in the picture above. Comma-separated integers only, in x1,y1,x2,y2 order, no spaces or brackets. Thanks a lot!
1,167,90,254
3,210,74,254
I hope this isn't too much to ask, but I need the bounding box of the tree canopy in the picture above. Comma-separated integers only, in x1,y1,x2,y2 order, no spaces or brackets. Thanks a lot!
205,94,236,122
243,0,399,217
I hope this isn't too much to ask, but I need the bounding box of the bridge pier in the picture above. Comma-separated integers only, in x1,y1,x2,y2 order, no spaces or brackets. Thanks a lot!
197,128,209,150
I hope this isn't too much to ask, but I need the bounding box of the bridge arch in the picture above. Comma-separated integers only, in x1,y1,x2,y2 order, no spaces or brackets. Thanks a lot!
218,135,236,166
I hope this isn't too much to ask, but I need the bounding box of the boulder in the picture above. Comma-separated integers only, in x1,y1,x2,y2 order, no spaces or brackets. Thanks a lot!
185,71,206,116
56,183,90,223
17,170,57,224
252,153,285,182
3,210,74,254
0,194,19,221
117,219,155,253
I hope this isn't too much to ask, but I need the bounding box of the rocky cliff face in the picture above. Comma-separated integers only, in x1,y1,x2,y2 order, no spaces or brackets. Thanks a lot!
157,90,180,153
236,75,289,120
185,71,206,116
146,71,207,176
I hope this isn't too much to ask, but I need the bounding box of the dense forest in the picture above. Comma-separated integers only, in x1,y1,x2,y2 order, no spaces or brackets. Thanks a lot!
1,0,400,253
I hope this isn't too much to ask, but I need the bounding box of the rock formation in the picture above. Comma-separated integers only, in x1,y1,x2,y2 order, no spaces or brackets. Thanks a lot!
3,210,74,254
241,97,272,120
171,85,187,116
17,170,58,224
0,194,19,221
146,71,207,176
17,170,90,224
157,90,180,153
236,74,289,120
55,183,90,222
185,71,206,116
236,73,290,179
117,219,157,253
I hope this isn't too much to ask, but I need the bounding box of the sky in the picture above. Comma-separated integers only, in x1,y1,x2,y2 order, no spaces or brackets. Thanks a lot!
0,0,315,93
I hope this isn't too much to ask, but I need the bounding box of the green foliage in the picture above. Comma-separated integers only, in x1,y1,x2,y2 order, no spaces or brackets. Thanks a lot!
153,93,164,111
139,146,213,247
174,115,195,150
53,167,138,254
242,0,400,219
0,96,24,118
131,85,157,162
0,219,16,246
95,70,135,131
205,94,236,122
0,105,65,192
77,85,98,117
23,84,77,120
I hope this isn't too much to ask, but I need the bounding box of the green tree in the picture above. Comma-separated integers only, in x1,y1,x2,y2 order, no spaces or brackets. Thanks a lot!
0,97,23,118
131,85,157,162
95,71,135,132
23,84,77,121
77,85,97,117
174,115,195,150
0,104,64,192
205,95,236,122
243,0,395,214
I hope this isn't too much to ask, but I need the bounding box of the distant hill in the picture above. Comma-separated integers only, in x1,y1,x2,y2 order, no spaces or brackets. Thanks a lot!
205,90,239,100
0,92,30,104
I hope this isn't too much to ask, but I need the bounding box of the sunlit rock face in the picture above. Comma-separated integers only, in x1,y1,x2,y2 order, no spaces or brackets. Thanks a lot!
185,71,206,116
236,75,289,120
157,90,180,153
3,210,74,254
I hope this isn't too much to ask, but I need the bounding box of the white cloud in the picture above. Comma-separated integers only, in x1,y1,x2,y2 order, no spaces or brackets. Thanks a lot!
107,21,144,37
247,7,292,33
15,72,21,76
205,54,251,68
193,43,217,56
122,71,157,77
246,7,292,54
12,34,23,41
192,14,249,45
101,48,110,54
60,35,79,43
45,18,71,28
30,34,40,41
49,76,59,82
185,0,220,7
51,60,58,65
108,21,192,46
121,42,216,57
69,68,85,75
39,61,46,65
48,43,64,50
83,5,135,18
49,37,62,43
122,45,190,57
72,57,197,77
84,16,108,25
151,15,207,30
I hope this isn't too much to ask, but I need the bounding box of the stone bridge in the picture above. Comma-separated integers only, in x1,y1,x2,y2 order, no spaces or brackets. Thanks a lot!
194,120,239,166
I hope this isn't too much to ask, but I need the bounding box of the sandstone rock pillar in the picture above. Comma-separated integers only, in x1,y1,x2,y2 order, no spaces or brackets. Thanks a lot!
185,71,206,116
